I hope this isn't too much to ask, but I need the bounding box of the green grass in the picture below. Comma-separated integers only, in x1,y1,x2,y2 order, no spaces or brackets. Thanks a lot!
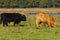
0,16,60,40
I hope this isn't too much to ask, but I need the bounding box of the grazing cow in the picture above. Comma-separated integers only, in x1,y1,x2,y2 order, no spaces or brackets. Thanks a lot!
36,13,56,28
1,13,26,26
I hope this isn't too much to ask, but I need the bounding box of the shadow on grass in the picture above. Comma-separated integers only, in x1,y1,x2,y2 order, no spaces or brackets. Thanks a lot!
2,24,25,27
19,25,25,27
56,25,60,27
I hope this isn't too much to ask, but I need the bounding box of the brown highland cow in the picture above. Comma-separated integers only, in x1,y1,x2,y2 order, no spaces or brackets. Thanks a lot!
36,13,56,28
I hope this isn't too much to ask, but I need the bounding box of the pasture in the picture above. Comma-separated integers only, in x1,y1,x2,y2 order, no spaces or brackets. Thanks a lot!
0,16,60,40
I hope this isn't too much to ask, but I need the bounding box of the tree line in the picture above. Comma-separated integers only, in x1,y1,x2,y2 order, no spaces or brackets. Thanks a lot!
0,0,60,8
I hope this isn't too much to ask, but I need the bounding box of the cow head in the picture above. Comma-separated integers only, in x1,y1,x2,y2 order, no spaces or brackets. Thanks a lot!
52,21,56,27
21,15,26,21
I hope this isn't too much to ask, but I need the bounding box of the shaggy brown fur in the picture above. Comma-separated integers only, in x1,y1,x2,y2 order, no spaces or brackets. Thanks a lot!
36,13,56,27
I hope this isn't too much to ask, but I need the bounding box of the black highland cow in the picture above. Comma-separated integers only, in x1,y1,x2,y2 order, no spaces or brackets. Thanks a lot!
1,13,26,27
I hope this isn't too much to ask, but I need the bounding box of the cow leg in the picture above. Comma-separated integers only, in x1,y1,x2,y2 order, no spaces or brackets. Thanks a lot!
14,20,17,26
16,21,21,25
39,22,42,27
36,20,41,26
36,20,42,29
47,22,51,28
16,22,19,25
14,22,16,26
36,20,39,27
3,21,8,27
36,21,39,27
14,20,21,26
14,21,20,26
5,22,8,26
3,22,5,27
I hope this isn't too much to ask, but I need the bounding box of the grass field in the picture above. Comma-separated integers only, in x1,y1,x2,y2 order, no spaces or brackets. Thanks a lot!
0,16,60,40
